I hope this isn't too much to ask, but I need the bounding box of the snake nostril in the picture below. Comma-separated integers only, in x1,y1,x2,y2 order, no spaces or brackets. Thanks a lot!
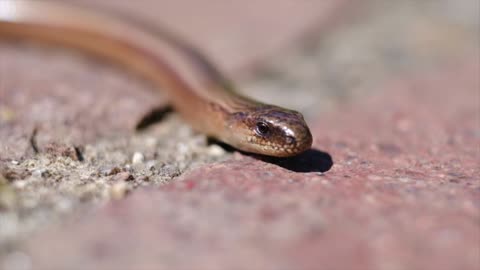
285,136,295,145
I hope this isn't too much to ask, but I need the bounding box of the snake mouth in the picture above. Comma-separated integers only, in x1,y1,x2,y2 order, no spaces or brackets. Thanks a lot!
274,135,312,157
264,143,311,157
244,130,313,157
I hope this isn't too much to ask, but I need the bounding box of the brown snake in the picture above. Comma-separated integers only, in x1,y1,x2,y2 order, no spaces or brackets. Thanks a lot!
0,0,312,157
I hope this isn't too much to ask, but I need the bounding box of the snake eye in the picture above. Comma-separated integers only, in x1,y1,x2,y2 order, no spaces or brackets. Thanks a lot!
255,121,270,136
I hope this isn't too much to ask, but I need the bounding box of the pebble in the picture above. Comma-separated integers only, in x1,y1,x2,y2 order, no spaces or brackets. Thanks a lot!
100,166,122,176
207,145,226,157
145,160,157,170
110,182,128,200
132,152,145,164
31,169,48,178
111,172,134,182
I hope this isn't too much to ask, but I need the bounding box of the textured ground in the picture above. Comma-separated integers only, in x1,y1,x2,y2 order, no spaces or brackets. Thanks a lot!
0,0,479,270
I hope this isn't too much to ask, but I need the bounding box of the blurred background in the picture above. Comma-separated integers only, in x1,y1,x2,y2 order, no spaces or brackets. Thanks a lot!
0,0,478,269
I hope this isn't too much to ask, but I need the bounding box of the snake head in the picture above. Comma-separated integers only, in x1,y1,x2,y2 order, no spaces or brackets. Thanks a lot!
226,106,313,157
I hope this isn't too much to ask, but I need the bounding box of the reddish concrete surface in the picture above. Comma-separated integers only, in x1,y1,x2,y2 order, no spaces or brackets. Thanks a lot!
20,62,479,270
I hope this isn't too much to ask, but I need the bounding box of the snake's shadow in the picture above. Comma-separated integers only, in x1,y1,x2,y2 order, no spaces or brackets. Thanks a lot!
136,106,174,130
210,139,333,173
253,148,333,173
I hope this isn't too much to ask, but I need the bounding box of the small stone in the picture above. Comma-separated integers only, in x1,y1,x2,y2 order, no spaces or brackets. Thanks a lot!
137,175,150,182
207,145,226,157
111,172,134,182
10,160,19,165
100,166,122,176
145,161,157,170
110,182,128,200
132,152,145,164
31,169,48,178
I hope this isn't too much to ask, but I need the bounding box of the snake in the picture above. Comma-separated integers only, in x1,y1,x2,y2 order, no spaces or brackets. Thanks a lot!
0,0,312,157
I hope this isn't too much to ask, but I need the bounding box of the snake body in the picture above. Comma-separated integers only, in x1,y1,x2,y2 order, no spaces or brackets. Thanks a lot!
0,0,312,157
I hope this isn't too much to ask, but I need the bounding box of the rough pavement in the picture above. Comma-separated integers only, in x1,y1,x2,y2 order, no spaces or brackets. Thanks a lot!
1,0,479,270
15,61,480,270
